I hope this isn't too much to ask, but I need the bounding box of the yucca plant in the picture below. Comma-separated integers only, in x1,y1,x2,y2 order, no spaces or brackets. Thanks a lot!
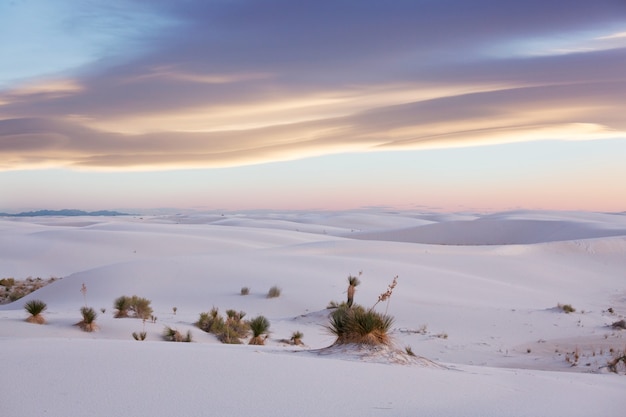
290,331,304,345
248,315,270,345
24,299,47,324
77,306,98,332
114,295,131,318
346,273,361,307
327,305,394,346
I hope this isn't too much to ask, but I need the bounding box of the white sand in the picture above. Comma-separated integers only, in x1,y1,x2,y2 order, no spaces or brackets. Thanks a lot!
1,210,625,416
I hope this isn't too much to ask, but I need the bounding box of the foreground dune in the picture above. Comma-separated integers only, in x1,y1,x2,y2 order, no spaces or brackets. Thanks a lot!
1,210,625,416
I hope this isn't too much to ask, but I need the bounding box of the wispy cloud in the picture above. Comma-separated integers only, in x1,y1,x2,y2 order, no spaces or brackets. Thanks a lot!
1,0,625,171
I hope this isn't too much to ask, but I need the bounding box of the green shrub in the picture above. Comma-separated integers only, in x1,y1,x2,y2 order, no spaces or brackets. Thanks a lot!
114,296,131,318
78,306,98,332
248,315,270,345
290,331,304,345
163,326,193,342
327,305,394,346
267,286,281,298
114,295,153,319
196,307,250,343
24,299,47,324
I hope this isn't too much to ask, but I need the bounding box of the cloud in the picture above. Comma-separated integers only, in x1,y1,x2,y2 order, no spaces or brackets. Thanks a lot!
1,0,625,171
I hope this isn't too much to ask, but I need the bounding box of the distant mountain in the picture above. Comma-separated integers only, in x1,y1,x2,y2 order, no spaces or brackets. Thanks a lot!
0,209,131,217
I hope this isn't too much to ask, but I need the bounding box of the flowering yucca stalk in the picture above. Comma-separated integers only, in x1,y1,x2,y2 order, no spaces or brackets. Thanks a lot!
371,275,398,314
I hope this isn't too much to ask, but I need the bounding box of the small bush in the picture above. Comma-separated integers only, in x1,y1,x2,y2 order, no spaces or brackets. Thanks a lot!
114,295,153,319
163,326,193,342
267,286,281,298
132,331,147,341
558,303,576,314
24,299,47,324
290,331,304,345
327,305,394,346
77,306,98,332
240,287,250,296
196,307,249,344
248,315,270,345
114,296,131,318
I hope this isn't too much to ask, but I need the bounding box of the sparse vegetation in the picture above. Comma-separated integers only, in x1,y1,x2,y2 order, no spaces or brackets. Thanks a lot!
290,331,304,345
163,326,193,342
267,286,281,298
113,295,153,319
132,331,147,341
607,350,626,374
405,346,416,356
196,307,250,344
77,306,98,332
240,287,250,296
1,276,59,304
611,320,626,330
248,315,270,345
558,303,576,314
24,299,47,324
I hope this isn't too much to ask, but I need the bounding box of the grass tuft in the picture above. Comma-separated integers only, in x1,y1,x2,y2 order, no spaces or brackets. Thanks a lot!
24,299,47,324
267,286,281,298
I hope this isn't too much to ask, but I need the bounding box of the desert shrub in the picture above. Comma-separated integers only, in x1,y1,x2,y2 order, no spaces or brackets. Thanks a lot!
114,295,153,319
558,303,576,314
77,306,98,332
196,307,225,334
24,299,47,324
267,286,281,298
132,331,147,341
290,331,304,345
196,307,249,344
327,305,394,346
240,287,250,296
114,296,131,318
129,295,153,319
163,326,193,342
248,315,270,345
611,320,626,330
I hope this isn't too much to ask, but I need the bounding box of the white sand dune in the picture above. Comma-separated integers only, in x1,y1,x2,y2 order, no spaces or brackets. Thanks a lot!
1,210,625,416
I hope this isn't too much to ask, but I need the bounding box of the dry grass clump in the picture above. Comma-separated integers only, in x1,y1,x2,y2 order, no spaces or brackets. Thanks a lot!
607,349,626,374
77,306,98,332
24,299,47,324
240,287,250,296
267,286,281,298
114,295,153,319
557,303,576,314
163,326,193,342
248,315,270,345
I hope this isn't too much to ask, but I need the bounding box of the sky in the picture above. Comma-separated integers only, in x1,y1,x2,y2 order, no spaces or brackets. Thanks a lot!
1,0,625,213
